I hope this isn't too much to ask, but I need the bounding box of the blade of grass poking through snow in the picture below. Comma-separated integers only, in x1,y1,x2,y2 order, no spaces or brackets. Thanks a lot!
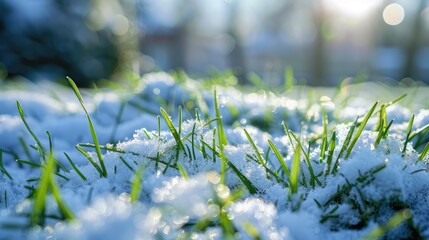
375,120,393,148
319,106,328,162
288,130,320,187
75,145,104,176
31,133,75,226
64,152,87,181
214,87,228,184
290,143,301,195
0,149,13,180
66,77,106,177
244,129,285,185
16,101,46,159
130,166,144,202
268,140,291,180
333,118,357,174
178,105,182,135
227,161,258,194
160,107,185,151
177,163,189,180
325,131,336,177
418,141,429,162
345,101,378,159
402,114,415,154
359,209,411,240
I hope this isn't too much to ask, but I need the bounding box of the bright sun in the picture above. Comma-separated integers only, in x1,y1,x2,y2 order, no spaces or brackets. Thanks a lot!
323,0,383,19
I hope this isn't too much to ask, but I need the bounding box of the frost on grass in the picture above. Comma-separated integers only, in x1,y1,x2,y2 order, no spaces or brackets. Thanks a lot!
0,72,429,239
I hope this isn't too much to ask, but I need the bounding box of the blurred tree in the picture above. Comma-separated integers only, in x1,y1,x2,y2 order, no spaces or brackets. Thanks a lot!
0,0,135,86
403,0,427,80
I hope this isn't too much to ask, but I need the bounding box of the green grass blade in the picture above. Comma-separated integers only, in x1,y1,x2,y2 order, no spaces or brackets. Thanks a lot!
288,131,320,187
282,121,295,149
0,149,13,180
418,141,429,162
319,106,329,162
214,87,228,184
244,129,286,186
284,66,294,91
244,129,266,168
78,143,125,154
178,106,183,135
31,141,75,225
214,88,228,146
409,123,429,141
66,77,106,177
75,145,103,177
359,209,411,240
130,166,144,202
333,118,357,173
373,94,407,117
64,152,87,181
16,101,46,158
402,114,415,154
160,107,185,151
345,101,378,159
248,72,267,90
31,156,53,225
268,140,291,180
119,156,135,173
325,131,336,177
18,137,35,163
227,161,259,194
290,143,301,195
49,178,75,221
177,163,189,180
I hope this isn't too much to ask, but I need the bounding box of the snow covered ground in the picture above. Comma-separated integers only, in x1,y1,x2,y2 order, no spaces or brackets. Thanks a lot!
0,72,429,239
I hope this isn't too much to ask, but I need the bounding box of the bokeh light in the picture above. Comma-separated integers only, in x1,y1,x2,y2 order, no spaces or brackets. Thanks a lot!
383,3,405,26
323,0,382,19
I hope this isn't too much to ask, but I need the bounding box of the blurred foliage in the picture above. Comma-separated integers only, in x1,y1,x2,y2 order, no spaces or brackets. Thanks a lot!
0,0,135,87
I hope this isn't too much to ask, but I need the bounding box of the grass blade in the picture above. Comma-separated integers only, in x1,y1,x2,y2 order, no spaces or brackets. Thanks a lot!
268,140,291,180
227,161,259,194
64,152,87,181
345,101,378,159
0,149,13,180
333,118,357,174
177,163,189,180
75,145,103,177
418,141,429,162
402,114,415,154
359,209,411,240
290,143,301,195
214,87,228,184
130,166,144,202
66,77,106,177
325,131,336,177
160,107,185,151
284,66,294,91
244,129,287,186
16,101,46,158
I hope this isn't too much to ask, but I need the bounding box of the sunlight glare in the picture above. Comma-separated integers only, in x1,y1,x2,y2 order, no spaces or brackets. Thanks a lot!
383,3,405,26
324,0,382,19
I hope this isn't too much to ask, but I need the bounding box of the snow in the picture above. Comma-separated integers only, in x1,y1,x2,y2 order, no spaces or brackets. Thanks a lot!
0,72,429,239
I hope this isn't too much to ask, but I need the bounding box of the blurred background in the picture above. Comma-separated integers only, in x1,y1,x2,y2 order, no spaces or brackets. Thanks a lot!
0,0,428,86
